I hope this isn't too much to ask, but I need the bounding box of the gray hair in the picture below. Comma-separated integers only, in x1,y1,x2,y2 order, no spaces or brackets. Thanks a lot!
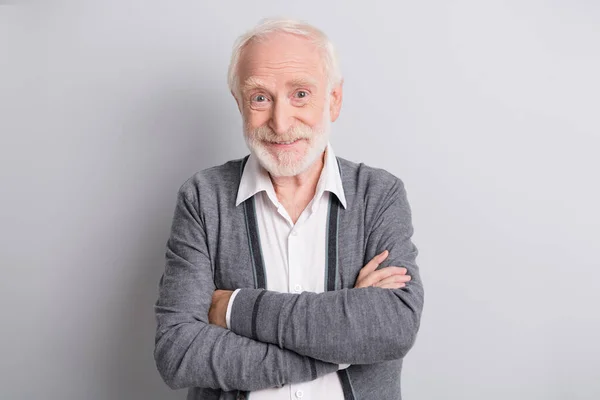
227,17,342,98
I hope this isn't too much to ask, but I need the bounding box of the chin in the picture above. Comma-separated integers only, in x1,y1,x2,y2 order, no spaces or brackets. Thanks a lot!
257,142,316,177
247,135,328,177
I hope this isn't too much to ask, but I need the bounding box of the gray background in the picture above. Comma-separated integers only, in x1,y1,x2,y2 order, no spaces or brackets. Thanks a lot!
1,1,599,399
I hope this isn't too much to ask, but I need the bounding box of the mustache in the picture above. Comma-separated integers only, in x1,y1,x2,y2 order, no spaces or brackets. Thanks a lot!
249,124,313,143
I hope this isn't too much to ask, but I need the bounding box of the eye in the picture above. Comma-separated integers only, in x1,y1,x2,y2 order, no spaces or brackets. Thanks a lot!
253,94,268,102
295,91,308,99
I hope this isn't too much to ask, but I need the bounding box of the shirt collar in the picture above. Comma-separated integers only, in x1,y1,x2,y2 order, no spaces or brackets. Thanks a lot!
316,142,347,209
235,142,347,209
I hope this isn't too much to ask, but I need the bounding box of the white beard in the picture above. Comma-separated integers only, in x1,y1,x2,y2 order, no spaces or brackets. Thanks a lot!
244,106,331,177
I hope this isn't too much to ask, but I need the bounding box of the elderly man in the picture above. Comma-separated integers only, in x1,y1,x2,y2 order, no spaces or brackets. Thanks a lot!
154,18,424,400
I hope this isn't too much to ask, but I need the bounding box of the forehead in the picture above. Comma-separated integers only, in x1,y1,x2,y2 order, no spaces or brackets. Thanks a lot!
238,33,326,89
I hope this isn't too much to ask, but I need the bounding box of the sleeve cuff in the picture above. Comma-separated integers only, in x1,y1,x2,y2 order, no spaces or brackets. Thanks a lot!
230,288,273,341
225,288,241,329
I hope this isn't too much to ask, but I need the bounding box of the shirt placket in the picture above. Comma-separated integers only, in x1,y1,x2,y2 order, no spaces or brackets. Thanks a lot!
287,221,303,295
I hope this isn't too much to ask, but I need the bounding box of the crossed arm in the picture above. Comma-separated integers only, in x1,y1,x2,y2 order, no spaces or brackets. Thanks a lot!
154,189,339,391
154,178,424,391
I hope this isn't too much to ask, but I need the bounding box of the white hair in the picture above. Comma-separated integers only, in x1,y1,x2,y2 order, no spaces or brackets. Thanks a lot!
227,17,342,98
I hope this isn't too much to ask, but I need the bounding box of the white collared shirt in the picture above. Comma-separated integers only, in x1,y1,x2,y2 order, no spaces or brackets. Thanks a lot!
228,142,348,400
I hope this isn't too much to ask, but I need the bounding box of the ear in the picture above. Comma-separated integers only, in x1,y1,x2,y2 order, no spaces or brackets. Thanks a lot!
329,80,344,122
231,90,242,114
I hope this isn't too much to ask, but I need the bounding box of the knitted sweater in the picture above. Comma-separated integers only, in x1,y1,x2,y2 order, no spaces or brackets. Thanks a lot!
154,155,425,400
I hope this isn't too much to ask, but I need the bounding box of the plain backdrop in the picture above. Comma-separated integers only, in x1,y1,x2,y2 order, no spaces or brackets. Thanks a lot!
1,1,599,399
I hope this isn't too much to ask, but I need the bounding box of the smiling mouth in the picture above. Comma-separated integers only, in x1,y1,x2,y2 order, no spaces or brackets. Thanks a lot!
269,139,303,145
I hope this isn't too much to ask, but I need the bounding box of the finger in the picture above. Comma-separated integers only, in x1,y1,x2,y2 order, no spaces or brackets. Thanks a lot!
377,283,407,289
373,274,412,287
361,267,409,287
358,250,389,279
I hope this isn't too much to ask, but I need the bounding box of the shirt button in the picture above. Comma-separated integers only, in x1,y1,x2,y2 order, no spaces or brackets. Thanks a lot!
291,230,298,236
294,284,302,293
295,390,304,398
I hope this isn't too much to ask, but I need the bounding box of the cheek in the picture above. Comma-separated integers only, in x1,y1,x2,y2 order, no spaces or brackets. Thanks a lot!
297,103,326,128
243,109,269,130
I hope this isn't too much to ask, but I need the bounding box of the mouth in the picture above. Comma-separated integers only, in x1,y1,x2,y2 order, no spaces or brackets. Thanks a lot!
267,138,304,147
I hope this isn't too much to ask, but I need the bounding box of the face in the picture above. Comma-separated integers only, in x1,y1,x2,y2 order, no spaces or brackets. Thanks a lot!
234,33,343,177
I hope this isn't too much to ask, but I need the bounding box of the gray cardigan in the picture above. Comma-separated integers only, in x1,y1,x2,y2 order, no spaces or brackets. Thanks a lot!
154,155,424,400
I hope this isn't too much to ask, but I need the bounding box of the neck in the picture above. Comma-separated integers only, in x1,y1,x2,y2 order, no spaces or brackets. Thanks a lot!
270,153,325,193
269,151,326,223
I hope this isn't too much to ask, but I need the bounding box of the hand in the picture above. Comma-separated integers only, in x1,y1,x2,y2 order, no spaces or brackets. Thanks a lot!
354,250,411,289
208,289,233,328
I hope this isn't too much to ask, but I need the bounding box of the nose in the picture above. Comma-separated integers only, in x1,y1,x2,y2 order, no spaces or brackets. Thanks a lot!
268,98,293,135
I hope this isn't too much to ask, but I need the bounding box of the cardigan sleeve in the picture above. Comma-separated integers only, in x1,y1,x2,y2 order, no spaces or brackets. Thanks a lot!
154,186,339,391
228,177,424,365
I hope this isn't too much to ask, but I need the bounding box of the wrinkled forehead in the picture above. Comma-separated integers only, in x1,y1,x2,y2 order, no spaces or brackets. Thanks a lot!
237,33,327,90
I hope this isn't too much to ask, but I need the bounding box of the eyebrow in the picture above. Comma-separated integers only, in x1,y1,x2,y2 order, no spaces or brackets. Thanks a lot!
287,77,318,88
241,77,270,92
241,76,319,93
